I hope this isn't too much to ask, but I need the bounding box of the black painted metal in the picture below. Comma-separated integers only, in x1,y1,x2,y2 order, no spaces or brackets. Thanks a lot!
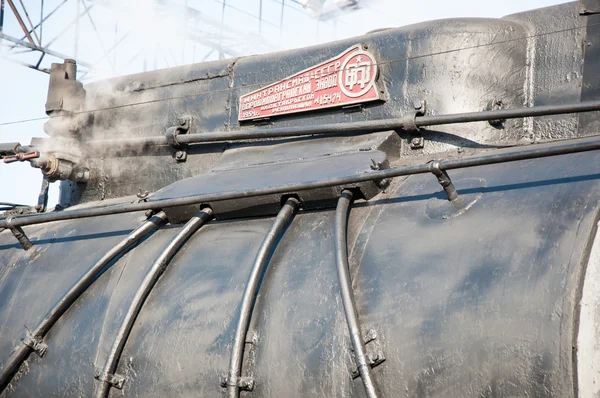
85,101,600,150
3,4,600,396
0,212,167,393
94,209,212,398
1,136,600,230
579,14,600,137
334,190,379,398
225,197,300,398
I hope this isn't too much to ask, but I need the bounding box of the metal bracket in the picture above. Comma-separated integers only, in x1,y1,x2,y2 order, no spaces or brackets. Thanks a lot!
409,136,424,149
136,189,149,203
351,329,385,378
5,216,32,250
220,376,255,391
23,333,48,357
220,331,258,391
429,161,459,202
342,103,364,113
487,99,506,128
94,369,126,390
36,177,50,213
165,119,190,162
402,100,427,132
370,159,392,190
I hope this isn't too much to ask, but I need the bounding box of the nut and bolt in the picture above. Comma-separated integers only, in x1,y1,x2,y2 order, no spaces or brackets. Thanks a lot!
175,150,187,161
370,159,382,170
488,99,506,127
137,189,149,199
410,136,424,149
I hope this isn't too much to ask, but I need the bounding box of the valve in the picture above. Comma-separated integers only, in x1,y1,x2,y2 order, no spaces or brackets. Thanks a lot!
3,151,88,183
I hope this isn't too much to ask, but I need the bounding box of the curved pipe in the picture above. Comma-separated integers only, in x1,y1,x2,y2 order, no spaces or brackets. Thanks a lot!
335,190,379,398
94,208,213,398
225,197,300,398
0,212,167,394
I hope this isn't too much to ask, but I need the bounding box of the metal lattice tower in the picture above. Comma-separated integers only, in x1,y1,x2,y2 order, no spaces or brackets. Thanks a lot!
0,0,371,80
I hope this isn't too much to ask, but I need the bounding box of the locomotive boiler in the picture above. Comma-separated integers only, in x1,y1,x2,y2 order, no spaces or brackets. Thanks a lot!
2,1,600,397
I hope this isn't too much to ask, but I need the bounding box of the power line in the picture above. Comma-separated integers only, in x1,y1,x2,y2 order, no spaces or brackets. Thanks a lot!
0,22,592,128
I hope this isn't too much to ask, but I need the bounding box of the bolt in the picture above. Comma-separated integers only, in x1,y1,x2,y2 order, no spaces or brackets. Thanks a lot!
137,189,149,199
410,136,424,149
240,380,248,388
175,151,185,160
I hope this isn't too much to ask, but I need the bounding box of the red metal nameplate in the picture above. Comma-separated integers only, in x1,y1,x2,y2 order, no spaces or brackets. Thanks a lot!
238,45,383,121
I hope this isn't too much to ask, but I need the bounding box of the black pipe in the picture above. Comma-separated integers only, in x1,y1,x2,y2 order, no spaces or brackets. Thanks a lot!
225,197,300,398
2,136,600,230
416,100,600,126
335,190,379,398
0,142,20,156
0,212,167,394
94,208,213,398
85,100,600,150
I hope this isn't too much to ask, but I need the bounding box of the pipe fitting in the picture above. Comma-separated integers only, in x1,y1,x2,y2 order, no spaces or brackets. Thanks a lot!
30,154,89,183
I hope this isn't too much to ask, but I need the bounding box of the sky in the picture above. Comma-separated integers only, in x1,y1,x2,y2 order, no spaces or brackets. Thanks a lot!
0,0,567,208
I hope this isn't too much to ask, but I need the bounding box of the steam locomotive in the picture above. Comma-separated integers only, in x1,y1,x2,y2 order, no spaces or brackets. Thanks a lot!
2,1,600,397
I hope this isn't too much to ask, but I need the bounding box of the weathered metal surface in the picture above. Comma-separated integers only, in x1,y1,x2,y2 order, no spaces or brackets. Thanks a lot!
505,2,584,141
578,13,600,136
2,2,600,397
577,219,600,398
64,15,531,206
0,148,599,396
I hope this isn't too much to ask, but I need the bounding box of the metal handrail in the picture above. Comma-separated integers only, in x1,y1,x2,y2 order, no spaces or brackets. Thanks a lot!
1,136,600,231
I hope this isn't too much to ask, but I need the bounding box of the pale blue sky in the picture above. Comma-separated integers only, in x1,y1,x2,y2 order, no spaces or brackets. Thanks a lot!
0,0,566,207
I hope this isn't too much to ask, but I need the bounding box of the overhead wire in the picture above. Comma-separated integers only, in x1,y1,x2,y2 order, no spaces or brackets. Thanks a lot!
0,21,593,128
